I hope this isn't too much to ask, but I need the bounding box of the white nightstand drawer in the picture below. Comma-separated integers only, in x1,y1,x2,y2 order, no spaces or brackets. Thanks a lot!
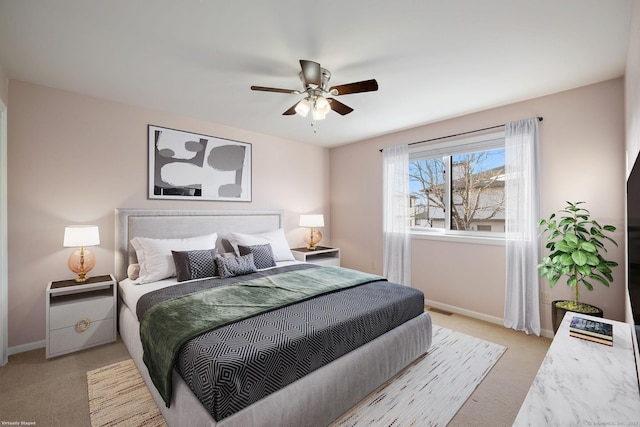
48,317,115,356
49,292,114,330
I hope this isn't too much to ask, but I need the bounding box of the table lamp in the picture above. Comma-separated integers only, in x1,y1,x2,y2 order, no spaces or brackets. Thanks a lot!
299,214,324,250
63,225,100,282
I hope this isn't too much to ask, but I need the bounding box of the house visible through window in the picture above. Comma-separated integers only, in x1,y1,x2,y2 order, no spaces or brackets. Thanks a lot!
409,132,505,237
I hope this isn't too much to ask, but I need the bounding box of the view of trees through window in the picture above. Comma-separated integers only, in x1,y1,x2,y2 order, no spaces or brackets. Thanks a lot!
409,148,506,233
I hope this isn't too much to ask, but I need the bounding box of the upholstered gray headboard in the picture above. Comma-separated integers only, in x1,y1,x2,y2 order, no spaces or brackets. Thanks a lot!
114,209,284,281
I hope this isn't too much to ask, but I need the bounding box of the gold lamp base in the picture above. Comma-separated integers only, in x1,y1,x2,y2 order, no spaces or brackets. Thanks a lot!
303,228,323,251
68,247,96,283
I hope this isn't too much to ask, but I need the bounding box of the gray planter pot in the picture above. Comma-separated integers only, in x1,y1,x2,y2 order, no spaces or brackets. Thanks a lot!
551,300,603,334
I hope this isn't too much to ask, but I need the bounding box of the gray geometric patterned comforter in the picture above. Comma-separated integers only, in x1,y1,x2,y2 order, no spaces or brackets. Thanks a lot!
137,264,425,422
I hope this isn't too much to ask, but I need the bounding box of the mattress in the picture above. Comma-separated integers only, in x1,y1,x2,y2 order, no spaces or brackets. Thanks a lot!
120,263,426,423
119,300,433,427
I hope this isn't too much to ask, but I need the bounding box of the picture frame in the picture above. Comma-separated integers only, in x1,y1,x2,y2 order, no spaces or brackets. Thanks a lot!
148,125,252,201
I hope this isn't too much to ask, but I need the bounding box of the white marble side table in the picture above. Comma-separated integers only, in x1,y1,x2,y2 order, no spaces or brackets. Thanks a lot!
513,312,640,426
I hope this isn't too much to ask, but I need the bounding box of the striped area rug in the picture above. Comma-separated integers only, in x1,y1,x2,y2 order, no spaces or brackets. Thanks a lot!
87,359,167,427
87,326,505,427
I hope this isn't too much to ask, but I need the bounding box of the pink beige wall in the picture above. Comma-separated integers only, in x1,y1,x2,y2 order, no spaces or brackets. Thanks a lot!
7,80,330,349
331,78,626,335
4,73,630,346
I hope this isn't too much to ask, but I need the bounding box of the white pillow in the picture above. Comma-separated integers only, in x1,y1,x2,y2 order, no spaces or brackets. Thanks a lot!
227,229,294,262
130,233,217,284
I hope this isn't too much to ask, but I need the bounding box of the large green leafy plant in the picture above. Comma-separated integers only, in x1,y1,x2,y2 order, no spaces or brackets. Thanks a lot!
538,201,618,312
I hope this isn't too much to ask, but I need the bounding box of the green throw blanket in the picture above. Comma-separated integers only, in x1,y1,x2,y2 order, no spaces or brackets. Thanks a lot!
140,266,384,406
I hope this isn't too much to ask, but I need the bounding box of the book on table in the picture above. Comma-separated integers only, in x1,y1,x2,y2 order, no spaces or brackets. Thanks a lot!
569,316,613,344
569,331,613,346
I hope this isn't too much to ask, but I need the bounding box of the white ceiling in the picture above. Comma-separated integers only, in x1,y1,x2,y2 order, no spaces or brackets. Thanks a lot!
0,0,633,147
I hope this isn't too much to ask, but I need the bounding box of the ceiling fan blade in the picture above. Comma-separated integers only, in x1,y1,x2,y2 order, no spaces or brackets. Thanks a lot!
329,79,378,95
328,98,354,115
282,103,298,115
251,85,300,94
299,60,322,88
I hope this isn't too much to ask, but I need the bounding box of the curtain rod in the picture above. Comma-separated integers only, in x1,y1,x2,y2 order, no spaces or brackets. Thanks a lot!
379,116,543,152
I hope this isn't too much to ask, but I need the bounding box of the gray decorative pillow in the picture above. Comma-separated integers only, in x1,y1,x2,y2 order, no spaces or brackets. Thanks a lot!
172,249,218,282
215,253,257,278
238,244,276,270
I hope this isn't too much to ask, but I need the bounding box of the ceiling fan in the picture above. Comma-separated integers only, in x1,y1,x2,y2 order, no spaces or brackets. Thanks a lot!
251,60,378,120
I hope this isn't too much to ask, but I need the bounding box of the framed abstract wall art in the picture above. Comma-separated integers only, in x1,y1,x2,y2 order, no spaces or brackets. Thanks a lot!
148,125,252,201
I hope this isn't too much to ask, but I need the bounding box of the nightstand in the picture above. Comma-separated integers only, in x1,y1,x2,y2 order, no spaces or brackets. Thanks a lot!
45,274,117,358
291,246,340,267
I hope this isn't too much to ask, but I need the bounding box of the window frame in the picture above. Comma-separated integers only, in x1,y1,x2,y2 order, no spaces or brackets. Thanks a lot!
409,131,506,245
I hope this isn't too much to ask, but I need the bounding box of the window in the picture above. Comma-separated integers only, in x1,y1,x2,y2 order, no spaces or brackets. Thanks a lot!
409,132,505,238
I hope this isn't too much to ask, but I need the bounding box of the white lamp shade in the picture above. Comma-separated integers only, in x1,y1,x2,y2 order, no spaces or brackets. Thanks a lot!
315,96,331,114
312,108,327,121
295,99,311,117
299,214,324,228
63,225,100,247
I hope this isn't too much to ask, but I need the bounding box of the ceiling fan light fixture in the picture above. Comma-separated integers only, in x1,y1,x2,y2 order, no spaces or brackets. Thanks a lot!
295,98,311,117
252,59,379,120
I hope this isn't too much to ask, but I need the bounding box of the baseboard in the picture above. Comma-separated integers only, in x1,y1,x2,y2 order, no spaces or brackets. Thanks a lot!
425,299,555,338
8,339,44,356
539,328,554,339
425,299,504,325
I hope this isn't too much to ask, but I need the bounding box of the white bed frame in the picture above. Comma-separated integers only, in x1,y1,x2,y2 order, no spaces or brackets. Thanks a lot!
115,208,432,427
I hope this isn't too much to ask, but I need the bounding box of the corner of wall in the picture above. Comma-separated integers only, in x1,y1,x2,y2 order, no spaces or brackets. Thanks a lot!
0,64,8,106
625,0,640,174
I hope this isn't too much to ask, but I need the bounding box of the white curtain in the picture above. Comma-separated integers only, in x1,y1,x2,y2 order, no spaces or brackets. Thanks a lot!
382,144,411,286
504,117,541,335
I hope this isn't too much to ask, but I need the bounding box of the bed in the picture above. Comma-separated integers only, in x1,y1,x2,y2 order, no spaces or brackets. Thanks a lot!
115,208,432,427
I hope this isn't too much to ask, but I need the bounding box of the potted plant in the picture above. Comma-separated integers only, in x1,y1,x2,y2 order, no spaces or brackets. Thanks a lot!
538,201,618,333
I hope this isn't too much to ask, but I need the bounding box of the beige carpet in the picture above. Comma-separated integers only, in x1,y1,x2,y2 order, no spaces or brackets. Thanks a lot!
87,326,505,427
